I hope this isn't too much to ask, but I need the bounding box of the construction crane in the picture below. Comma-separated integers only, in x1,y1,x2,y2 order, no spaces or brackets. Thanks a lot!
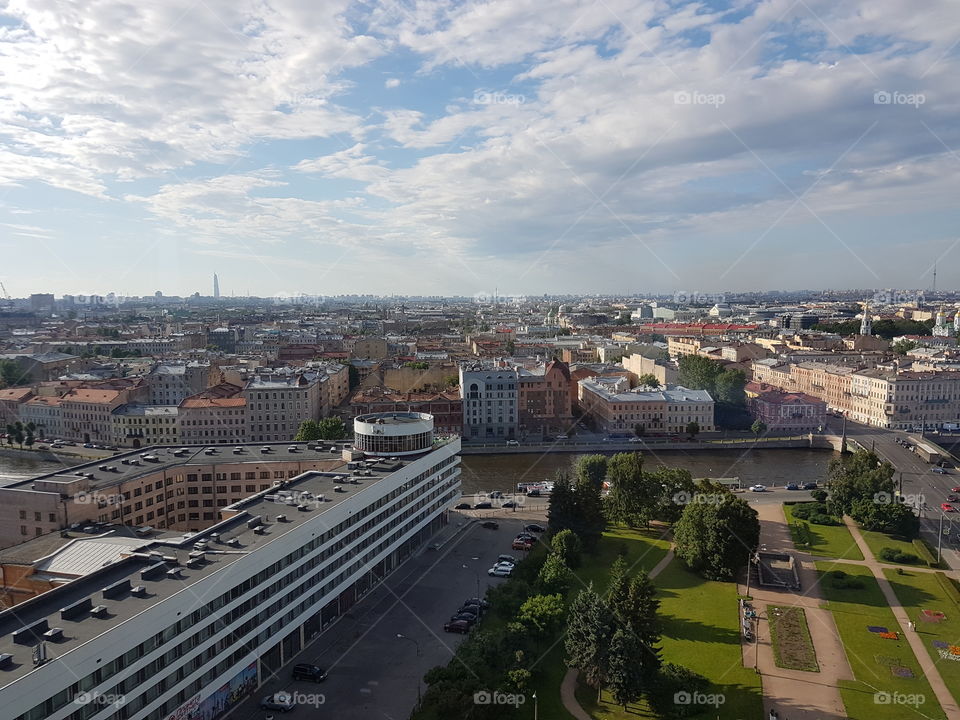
0,281,11,309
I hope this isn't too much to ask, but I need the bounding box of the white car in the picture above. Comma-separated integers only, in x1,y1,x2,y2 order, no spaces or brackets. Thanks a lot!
506,439,519,446
628,437,642,443
488,564,513,577
556,434,568,440
750,484,767,492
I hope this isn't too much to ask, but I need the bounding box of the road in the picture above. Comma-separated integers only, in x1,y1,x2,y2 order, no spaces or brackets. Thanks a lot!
227,510,543,720
826,418,960,568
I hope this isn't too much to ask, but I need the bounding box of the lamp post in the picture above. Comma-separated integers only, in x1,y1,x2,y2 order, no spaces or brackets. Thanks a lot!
396,634,422,707
532,691,538,720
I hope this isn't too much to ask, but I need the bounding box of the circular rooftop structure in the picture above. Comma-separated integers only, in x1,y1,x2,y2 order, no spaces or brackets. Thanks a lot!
353,412,434,456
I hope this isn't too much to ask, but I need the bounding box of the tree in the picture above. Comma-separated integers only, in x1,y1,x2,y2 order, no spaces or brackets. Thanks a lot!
605,452,659,528
649,466,697,524
674,481,760,581
547,473,578,537
537,553,571,595
751,419,767,437
294,420,322,442
346,364,360,389
573,474,607,551
505,339,516,355
677,355,722,392
574,455,608,491
714,368,746,407
6,421,25,448
550,528,582,568
685,421,700,439
0,359,22,388
619,571,661,648
317,417,347,440
826,449,895,517
851,499,920,537
633,422,644,437
636,373,660,389
647,663,710,719
565,585,615,701
403,361,429,369
518,593,565,640
892,339,918,355
607,628,648,709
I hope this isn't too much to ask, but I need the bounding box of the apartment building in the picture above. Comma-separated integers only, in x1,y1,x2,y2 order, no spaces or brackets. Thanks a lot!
746,383,826,432
516,360,573,439
112,405,179,447
459,365,518,441
60,389,129,444
0,387,34,425
621,353,678,386
0,420,461,720
243,372,322,443
350,387,463,434
17,396,63,439
179,384,248,445
146,363,209,405
578,376,715,435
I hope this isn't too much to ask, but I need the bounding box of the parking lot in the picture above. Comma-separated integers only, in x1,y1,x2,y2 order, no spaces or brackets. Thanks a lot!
227,508,544,720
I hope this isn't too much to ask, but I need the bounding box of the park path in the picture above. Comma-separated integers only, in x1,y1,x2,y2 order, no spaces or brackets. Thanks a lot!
559,547,675,720
743,503,853,720
841,517,960,719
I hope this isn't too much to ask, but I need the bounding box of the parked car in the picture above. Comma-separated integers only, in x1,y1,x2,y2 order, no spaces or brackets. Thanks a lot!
261,693,296,712
488,491,504,499
523,523,546,533
464,597,490,610
450,611,479,625
515,533,536,542
526,489,541,497
556,434,568,440
480,521,499,530
488,565,513,577
802,482,818,490
512,539,533,551
502,501,518,508
498,554,518,564
506,440,519,446
475,501,493,509
292,663,327,682
459,602,484,616
942,503,956,513
785,483,799,490
628,436,642,443
934,467,949,474
454,503,472,510
948,495,959,502
951,486,960,493
750,484,767,492
444,619,471,633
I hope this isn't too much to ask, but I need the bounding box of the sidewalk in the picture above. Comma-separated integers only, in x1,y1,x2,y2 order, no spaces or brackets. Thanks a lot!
842,517,960,719
743,504,852,720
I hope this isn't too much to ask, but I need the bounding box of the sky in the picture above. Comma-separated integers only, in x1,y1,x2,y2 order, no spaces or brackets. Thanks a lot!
0,0,958,300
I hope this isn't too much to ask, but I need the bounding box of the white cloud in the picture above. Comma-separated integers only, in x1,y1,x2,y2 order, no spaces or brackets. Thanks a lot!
385,78,401,88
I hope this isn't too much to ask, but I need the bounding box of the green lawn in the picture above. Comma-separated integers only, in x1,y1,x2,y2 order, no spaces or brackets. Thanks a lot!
815,561,946,720
578,557,763,719
523,526,672,720
783,504,864,560
883,568,960,707
859,529,932,566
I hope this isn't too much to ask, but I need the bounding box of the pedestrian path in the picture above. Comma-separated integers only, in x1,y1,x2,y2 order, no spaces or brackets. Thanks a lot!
841,516,960,719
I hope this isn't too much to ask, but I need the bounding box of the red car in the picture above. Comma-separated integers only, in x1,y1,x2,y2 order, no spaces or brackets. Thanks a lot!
942,503,956,513
512,540,533,551
951,487,960,492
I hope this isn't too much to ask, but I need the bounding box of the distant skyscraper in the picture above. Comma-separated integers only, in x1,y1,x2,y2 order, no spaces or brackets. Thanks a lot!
213,273,220,299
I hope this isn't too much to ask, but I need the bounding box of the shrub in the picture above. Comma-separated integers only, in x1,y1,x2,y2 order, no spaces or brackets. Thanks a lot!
811,489,828,503
808,513,839,526
878,547,919,564
828,570,864,589
646,663,710,718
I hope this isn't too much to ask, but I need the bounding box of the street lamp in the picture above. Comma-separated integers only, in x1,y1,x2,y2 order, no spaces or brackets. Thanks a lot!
396,634,422,707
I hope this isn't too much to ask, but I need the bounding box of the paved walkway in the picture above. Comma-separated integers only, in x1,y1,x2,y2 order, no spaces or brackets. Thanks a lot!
560,547,675,719
841,516,960,719
744,504,852,720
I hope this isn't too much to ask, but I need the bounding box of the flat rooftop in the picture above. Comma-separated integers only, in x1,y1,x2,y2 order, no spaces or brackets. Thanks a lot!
5,441,356,494
0,452,432,685
355,413,426,425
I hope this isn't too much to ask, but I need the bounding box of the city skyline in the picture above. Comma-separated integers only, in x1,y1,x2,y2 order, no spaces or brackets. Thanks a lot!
1,1,958,296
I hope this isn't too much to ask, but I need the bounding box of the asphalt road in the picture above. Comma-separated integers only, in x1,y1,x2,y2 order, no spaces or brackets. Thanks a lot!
227,511,541,720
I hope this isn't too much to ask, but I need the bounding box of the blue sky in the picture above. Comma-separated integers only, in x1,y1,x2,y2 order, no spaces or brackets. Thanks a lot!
0,0,957,299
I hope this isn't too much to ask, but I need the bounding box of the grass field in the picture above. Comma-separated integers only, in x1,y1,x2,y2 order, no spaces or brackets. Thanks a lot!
815,561,946,720
882,567,960,707
768,605,819,672
578,556,763,719
783,504,863,559
859,529,930,566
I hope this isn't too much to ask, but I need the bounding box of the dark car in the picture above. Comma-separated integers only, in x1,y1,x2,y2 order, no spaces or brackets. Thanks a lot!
444,620,471,634
481,521,499,530
785,483,799,490
292,663,327,682
524,523,546,533
451,610,479,624
802,482,818,490
475,501,493,509
502,501,518,508
261,693,295,712
526,489,541,497
454,503,472,510
515,533,536,542
464,597,490,610
460,602,484,616
948,495,959,502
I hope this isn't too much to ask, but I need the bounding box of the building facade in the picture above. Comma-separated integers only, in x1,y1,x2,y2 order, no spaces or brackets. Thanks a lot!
516,360,573,439
459,365,518,441
578,377,715,435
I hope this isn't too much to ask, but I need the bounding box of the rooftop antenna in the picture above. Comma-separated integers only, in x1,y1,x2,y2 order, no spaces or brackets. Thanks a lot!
933,262,937,293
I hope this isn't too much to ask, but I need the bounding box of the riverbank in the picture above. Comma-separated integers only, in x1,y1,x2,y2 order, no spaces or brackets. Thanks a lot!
460,433,842,454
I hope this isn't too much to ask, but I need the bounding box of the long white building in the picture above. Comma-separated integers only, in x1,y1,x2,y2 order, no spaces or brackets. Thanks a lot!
0,413,461,720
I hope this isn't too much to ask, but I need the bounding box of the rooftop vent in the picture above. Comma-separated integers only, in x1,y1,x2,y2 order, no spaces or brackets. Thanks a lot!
253,526,266,535
334,486,344,493
43,628,64,642
0,653,13,670
227,538,240,547
166,568,182,579
102,579,131,599
276,514,288,523
13,619,49,645
140,562,166,581
131,585,147,597
90,605,109,618
60,597,92,620
246,516,262,529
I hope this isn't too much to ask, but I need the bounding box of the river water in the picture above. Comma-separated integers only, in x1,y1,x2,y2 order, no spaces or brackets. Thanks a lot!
0,447,836,494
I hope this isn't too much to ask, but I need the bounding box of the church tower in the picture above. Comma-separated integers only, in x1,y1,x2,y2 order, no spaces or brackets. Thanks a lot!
859,303,872,336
